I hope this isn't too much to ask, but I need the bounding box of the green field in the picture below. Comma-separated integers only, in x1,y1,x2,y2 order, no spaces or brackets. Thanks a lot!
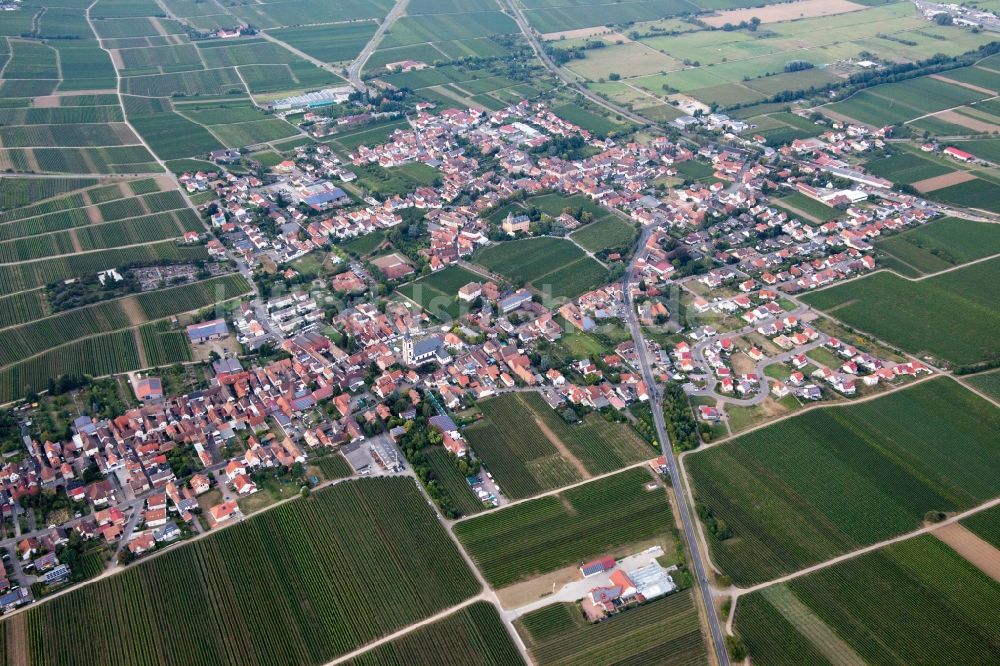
463,393,584,499
686,379,1000,585
4,477,478,666
963,370,1000,403
474,237,610,301
875,217,1000,276
827,76,989,126
801,257,1000,365
774,191,840,222
865,151,951,184
399,264,482,320
928,176,1000,213
347,601,525,666
570,216,636,253
961,504,1000,550
518,391,652,475
516,590,706,666
268,22,378,63
734,535,1000,665
454,467,672,587
422,446,485,517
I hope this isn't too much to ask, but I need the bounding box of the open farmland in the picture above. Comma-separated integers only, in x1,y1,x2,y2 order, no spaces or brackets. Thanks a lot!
825,76,990,127
1,477,479,666
398,264,482,320
927,176,1000,213
686,378,1000,586
801,257,1000,366
516,591,706,666
570,215,636,253
875,217,1000,276
734,535,1000,665
0,275,250,401
518,391,653,475
474,237,609,301
268,22,378,63
964,370,1000,403
864,151,952,185
962,505,1000,550
453,467,672,588
347,602,525,666
463,393,585,499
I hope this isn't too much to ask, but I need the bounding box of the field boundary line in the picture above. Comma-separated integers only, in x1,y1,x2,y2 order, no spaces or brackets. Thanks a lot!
0,237,195,266
0,272,245,332
0,472,367,620
731,495,1000,598
450,458,651,524
679,372,941,457
321,594,487,666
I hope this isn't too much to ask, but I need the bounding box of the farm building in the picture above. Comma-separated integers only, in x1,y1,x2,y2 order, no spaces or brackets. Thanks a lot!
943,146,975,162
580,556,616,577
187,319,229,344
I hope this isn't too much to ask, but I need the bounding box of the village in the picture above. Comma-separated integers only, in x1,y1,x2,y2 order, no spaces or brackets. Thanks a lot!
0,99,951,615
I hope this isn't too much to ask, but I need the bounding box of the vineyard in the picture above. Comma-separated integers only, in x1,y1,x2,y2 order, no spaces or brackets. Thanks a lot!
139,321,192,367
422,446,484,516
453,467,673,587
686,378,1000,585
464,393,583,499
734,536,1000,665
519,391,652,474
313,453,353,481
516,591,707,666
961,505,1000,550
801,257,1000,366
346,602,525,666
0,274,250,369
0,330,140,402
4,478,479,666
0,289,49,329
0,242,208,295
0,178,96,210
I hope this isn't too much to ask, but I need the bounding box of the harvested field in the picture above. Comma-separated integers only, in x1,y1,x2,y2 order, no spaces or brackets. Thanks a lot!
930,74,997,96
934,522,1000,582
701,0,866,27
913,170,978,193
931,109,1000,133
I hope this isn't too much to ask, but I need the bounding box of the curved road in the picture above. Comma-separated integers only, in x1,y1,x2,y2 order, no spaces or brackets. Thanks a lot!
623,229,731,666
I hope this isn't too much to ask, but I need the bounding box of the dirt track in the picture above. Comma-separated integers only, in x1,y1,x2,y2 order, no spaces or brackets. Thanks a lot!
534,416,591,479
933,523,1000,582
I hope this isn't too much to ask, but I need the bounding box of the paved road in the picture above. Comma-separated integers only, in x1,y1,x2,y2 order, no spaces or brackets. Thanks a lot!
623,228,731,666
346,0,410,90
500,0,657,127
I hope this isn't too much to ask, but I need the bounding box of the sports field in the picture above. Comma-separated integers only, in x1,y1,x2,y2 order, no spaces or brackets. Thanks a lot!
801,257,1000,365
686,378,1000,585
